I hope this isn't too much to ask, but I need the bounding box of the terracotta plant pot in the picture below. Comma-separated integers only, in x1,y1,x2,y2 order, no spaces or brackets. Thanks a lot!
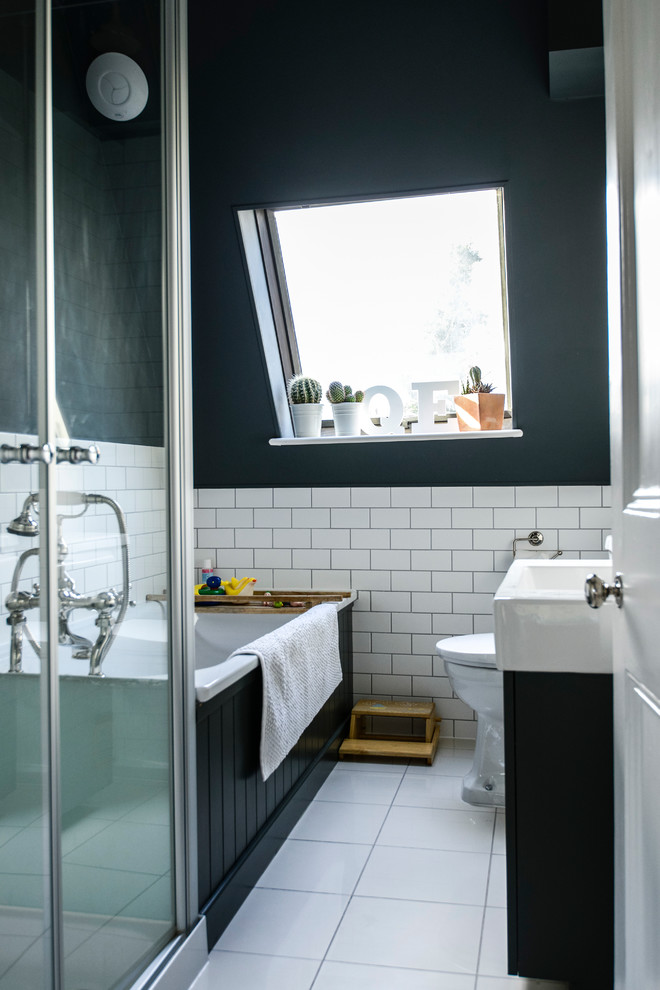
454,393,505,431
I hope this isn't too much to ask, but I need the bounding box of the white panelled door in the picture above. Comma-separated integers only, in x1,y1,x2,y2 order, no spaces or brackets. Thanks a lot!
604,0,660,985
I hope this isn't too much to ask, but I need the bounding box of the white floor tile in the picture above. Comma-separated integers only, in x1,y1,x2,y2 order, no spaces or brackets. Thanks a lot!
395,773,473,811
486,854,507,908
478,907,509,977
355,845,489,906
493,814,507,854
313,959,475,989
315,770,402,805
476,978,569,989
335,760,408,774
192,950,319,990
289,801,389,844
326,895,483,973
256,839,371,894
377,805,495,853
406,753,475,777
215,887,349,959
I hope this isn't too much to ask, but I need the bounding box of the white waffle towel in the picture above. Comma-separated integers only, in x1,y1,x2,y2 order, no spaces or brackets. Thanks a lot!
229,603,343,780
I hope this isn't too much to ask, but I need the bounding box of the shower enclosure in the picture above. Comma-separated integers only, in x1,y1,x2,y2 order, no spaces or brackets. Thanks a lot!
0,1,196,988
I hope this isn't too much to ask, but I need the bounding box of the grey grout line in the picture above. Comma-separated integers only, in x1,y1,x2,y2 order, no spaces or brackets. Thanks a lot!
308,762,409,987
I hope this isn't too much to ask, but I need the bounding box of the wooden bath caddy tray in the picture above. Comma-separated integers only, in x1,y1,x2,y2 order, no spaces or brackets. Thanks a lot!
339,699,441,764
192,590,352,614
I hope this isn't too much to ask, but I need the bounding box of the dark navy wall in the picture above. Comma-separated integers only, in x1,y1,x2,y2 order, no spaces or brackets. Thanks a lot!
188,0,608,489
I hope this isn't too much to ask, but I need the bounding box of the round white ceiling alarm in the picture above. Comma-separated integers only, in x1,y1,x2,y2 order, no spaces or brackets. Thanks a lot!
86,52,148,121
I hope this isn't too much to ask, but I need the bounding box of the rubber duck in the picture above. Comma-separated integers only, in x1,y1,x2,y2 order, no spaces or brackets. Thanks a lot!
221,576,257,596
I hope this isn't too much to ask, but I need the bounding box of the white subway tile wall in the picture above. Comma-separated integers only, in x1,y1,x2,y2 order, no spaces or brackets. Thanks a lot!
194,485,612,738
0,432,167,656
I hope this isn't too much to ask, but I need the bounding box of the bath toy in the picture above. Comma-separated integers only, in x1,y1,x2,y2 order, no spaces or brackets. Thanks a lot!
206,575,222,590
221,577,257,596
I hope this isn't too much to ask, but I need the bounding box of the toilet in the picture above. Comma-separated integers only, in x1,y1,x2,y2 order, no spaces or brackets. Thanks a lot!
436,633,505,808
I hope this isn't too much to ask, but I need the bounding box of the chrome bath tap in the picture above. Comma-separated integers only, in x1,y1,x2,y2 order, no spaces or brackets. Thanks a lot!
5,492,131,675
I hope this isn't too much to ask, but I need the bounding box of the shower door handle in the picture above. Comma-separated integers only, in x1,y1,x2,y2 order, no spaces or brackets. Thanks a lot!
1,442,54,465
56,444,101,465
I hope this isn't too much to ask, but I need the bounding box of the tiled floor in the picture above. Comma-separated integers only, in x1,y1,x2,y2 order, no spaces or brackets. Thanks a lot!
0,780,172,989
191,740,568,990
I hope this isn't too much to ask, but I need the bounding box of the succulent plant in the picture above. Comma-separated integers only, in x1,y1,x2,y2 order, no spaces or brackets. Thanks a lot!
461,365,495,394
288,374,322,404
325,381,364,403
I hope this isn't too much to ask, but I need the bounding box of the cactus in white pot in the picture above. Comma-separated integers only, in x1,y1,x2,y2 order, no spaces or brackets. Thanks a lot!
287,374,323,437
325,381,365,436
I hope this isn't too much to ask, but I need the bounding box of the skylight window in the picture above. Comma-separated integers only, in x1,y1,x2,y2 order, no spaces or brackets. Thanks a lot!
239,186,512,433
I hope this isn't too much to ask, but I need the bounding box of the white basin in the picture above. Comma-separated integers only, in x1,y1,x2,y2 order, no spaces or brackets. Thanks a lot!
493,558,613,674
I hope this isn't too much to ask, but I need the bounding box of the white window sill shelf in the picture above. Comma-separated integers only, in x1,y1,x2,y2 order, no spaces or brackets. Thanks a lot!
270,427,523,446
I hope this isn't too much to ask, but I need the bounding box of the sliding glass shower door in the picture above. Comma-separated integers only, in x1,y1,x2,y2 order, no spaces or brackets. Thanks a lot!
0,2,193,988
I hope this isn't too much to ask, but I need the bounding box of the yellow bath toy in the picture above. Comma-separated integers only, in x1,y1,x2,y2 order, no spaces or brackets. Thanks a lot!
221,576,257,596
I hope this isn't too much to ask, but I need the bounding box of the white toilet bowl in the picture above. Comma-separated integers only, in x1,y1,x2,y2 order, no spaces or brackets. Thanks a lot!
436,632,504,807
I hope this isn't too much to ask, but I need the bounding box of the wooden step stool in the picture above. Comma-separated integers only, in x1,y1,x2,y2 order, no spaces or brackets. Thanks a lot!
339,699,441,764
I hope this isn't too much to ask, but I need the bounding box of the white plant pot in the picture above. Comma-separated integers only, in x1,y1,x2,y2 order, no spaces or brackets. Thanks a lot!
290,403,322,437
331,402,363,437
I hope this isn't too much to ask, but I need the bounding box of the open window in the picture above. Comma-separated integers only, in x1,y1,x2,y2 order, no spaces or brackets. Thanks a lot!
238,186,512,438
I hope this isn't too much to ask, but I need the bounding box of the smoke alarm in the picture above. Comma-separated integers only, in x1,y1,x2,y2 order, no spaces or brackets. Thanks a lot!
86,52,148,121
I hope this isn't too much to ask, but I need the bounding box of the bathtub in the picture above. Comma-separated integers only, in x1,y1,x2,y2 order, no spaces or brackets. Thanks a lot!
0,597,355,704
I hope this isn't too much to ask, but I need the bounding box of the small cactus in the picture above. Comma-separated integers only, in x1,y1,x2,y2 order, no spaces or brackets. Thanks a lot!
326,381,346,403
288,374,322,404
461,365,495,394
325,381,364,403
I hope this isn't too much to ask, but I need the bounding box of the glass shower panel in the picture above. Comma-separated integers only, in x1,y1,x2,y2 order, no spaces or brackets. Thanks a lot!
0,3,52,989
51,2,175,987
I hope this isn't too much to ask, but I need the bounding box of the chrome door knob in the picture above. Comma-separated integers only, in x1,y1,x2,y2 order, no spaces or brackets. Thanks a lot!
56,444,100,464
585,572,624,609
1,442,54,465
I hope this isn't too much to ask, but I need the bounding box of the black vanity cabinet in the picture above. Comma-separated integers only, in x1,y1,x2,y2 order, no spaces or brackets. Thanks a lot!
503,671,614,990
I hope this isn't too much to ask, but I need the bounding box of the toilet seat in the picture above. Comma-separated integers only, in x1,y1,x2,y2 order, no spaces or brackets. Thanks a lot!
436,632,497,668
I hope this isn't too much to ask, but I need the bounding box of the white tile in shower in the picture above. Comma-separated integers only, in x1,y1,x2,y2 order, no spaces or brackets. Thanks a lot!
558,485,602,506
